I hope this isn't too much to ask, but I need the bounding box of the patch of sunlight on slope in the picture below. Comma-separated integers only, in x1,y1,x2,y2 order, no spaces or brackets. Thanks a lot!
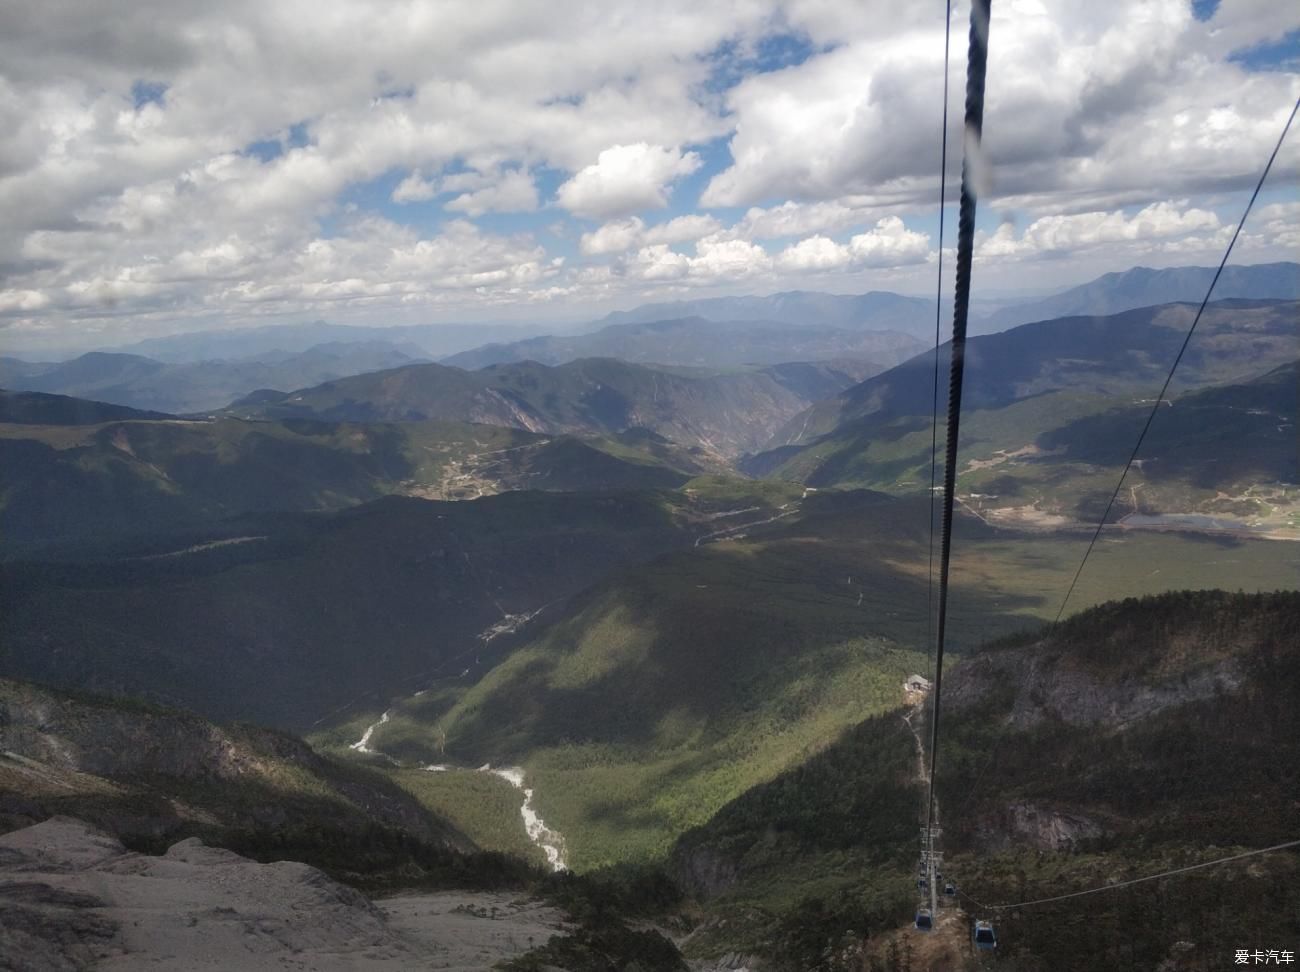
547,606,655,690
524,640,927,871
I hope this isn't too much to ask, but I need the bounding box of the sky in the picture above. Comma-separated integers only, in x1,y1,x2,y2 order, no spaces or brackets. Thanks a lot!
0,0,1297,350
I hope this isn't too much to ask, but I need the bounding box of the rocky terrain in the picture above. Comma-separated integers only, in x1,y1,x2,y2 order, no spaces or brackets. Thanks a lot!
0,816,566,971
0,678,459,849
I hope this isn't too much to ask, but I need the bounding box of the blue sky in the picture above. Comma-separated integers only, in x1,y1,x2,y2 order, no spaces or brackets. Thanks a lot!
0,0,1296,348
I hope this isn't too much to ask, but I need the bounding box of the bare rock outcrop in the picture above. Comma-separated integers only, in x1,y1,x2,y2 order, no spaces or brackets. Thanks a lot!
0,816,565,971
945,646,1244,730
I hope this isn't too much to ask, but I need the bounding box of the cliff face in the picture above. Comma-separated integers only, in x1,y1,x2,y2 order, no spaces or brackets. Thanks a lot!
0,678,466,851
937,591,1300,854
944,648,1245,730
975,800,1108,852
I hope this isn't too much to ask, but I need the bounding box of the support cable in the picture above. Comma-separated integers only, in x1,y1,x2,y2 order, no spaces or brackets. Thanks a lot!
955,839,1300,912
1052,95,1299,625
946,90,1300,878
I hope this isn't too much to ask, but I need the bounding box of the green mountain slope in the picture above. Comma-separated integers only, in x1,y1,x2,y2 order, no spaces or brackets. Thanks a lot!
0,412,726,554
665,590,1300,969
758,299,1295,456
0,490,702,728
747,301,1297,531
324,490,1297,877
231,356,874,458
0,389,174,425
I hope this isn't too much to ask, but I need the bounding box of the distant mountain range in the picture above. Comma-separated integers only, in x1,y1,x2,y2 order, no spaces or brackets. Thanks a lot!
110,320,558,363
0,341,427,413
441,316,926,371
979,261,1299,332
230,356,886,458
745,299,1297,524
591,261,1298,338
598,289,944,339
17,260,1291,373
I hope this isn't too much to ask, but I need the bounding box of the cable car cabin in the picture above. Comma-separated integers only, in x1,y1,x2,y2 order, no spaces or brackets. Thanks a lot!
915,908,934,931
917,877,928,891
973,920,997,950
944,883,957,897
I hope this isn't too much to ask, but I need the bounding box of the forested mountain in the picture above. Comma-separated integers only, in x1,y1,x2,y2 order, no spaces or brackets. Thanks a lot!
746,300,1297,529
0,490,705,727
762,299,1296,451
0,408,724,553
0,676,468,858
0,389,174,424
665,590,1300,968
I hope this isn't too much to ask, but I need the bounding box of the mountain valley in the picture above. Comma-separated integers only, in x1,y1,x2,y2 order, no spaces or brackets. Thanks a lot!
1,275,1296,971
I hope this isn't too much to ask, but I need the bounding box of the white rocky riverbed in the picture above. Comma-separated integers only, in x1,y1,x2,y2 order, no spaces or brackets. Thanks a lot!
483,765,568,872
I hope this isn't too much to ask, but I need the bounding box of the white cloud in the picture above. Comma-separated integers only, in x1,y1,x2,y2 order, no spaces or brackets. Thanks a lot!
703,0,1300,212
0,0,1295,345
556,143,701,219
733,198,883,240
624,235,771,283
392,170,438,203
645,214,724,247
580,218,646,256
445,169,539,216
775,217,931,271
580,213,723,255
776,235,850,272
979,201,1223,257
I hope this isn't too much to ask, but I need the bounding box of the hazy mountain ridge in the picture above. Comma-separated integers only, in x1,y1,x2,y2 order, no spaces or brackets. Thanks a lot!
108,320,559,363
599,289,941,339
982,260,1299,332
0,342,429,414
440,316,925,371
746,300,1298,508
230,355,879,458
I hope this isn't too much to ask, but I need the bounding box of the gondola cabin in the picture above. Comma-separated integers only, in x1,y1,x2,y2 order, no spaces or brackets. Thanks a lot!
973,920,997,950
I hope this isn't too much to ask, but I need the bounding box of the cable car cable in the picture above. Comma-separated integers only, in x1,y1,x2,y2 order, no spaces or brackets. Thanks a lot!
924,0,991,882
925,0,954,674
